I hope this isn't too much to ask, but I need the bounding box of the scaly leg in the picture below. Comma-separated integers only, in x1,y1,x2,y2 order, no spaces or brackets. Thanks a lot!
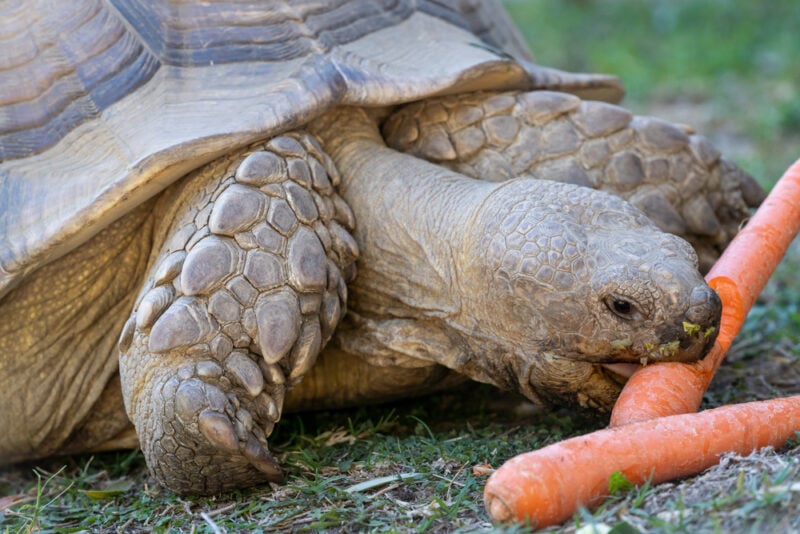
119,134,357,494
383,91,765,271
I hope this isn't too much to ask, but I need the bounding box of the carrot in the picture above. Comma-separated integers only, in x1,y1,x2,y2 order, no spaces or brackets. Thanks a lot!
484,395,800,527
611,158,800,425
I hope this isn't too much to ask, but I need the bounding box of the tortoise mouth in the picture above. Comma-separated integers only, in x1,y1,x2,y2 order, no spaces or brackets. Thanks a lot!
522,354,640,411
571,327,717,366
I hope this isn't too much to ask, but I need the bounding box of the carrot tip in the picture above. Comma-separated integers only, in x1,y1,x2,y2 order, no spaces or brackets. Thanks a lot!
485,494,513,523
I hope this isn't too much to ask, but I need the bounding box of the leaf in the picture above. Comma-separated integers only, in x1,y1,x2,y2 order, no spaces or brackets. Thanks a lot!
472,464,495,476
608,471,634,495
0,494,34,511
682,321,701,336
81,479,134,499
344,473,421,493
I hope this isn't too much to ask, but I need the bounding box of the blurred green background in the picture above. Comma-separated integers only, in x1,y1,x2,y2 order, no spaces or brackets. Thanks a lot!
503,0,800,185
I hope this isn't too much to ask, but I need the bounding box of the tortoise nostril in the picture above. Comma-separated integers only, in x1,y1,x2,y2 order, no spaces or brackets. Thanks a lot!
685,285,722,326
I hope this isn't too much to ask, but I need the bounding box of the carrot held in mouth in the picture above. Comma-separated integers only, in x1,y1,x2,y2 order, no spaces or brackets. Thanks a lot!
612,158,800,425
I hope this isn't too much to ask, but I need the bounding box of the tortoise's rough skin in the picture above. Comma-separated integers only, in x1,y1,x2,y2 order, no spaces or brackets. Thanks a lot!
0,204,153,465
1,97,726,493
0,0,756,496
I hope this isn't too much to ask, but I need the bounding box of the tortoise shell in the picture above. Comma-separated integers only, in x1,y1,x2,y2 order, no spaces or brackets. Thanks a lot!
0,0,622,299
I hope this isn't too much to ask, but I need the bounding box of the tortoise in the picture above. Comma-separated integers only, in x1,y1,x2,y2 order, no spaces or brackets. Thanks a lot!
0,0,764,494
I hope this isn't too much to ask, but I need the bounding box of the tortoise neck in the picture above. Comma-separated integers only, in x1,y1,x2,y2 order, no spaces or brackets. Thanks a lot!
312,107,490,321
310,108,550,398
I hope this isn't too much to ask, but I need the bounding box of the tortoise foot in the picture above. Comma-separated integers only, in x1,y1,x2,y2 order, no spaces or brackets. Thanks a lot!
135,357,284,494
118,133,357,493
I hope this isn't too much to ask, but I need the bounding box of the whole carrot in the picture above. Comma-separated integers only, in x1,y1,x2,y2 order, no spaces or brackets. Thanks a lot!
611,158,800,426
484,395,800,527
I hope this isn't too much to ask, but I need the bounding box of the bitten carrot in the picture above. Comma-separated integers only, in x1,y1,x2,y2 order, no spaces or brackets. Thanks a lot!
611,158,800,425
485,395,800,527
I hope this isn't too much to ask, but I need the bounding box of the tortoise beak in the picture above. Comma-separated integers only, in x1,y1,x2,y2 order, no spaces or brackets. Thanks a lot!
677,284,722,359
686,284,723,330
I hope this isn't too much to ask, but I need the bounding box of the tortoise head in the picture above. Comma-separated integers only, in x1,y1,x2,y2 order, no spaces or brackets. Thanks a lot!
458,179,721,411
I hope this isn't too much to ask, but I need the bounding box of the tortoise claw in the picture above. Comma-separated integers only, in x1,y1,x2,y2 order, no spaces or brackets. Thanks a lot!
198,409,239,453
244,435,284,481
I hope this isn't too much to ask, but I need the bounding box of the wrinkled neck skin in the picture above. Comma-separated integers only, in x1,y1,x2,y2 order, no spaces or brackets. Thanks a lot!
311,109,547,396
314,109,480,320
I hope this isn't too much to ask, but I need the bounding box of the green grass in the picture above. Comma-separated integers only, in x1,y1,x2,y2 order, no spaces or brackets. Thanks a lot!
1,393,600,532
3,1,800,532
3,394,799,532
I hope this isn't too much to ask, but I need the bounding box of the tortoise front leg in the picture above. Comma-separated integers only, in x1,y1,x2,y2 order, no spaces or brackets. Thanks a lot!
383,91,765,271
118,134,357,494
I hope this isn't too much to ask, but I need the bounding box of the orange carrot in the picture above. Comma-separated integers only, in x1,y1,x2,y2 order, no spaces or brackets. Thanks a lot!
484,395,800,527
611,158,800,425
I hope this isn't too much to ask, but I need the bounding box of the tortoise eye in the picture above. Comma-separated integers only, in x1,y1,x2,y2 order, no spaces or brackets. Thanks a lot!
613,299,631,314
606,296,634,319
